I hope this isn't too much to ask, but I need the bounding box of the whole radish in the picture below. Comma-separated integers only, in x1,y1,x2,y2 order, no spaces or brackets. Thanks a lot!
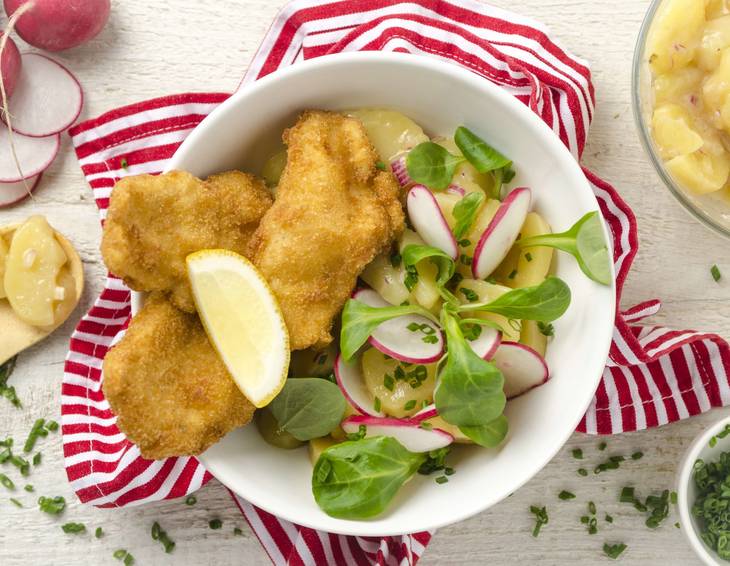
0,32,21,98
4,0,111,51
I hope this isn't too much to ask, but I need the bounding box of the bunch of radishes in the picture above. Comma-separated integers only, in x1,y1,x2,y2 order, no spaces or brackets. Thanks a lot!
0,0,111,207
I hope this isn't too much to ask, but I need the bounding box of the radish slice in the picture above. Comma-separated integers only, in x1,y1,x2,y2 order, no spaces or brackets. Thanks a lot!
467,327,502,360
0,173,41,208
0,127,59,182
4,53,83,137
1,33,21,99
407,185,459,260
341,415,453,452
472,187,532,279
353,288,444,364
334,353,384,417
446,184,466,197
390,155,413,187
412,404,437,422
493,341,550,399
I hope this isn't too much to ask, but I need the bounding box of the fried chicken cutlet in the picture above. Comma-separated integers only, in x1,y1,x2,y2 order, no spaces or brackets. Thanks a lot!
101,170,272,312
249,110,405,350
103,293,255,459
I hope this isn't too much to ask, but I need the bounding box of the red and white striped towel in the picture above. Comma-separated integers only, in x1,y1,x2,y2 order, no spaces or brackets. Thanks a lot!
62,0,730,564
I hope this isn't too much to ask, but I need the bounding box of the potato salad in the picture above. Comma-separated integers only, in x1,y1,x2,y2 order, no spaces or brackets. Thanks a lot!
256,109,611,519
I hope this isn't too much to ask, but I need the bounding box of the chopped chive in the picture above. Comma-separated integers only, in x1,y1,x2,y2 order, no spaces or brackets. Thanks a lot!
95,527,104,538
580,515,589,524
605,514,613,523
10,455,30,476
24,484,33,492
588,501,596,515
209,519,222,530
32,452,41,466
674,522,680,529
404,400,416,411
598,441,607,451
45,420,59,432
588,517,598,535
558,490,575,500
631,451,644,460
38,495,66,515
603,543,627,560
383,374,395,391
577,468,588,477
10,497,22,507
375,160,387,171
619,487,635,503
529,505,548,537
374,397,381,413
670,491,677,505
23,419,46,453
62,522,86,534
120,158,128,170
185,495,196,506
571,448,583,459
459,287,479,302
419,421,433,431
435,475,448,484
508,269,517,279
0,473,14,490
525,252,533,262
113,549,134,565
233,527,243,536
711,264,722,282
444,467,455,476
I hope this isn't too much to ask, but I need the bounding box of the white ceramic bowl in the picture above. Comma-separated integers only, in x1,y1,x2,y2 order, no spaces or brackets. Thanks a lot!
677,412,730,566
131,52,616,535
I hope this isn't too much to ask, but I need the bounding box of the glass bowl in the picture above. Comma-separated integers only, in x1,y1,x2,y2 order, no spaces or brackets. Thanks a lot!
632,0,730,239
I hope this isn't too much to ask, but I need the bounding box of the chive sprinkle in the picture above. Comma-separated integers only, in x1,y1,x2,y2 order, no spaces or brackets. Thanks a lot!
151,521,175,553
530,506,549,537
605,514,614,523
571,448,583,459
508,269,517,279
577,468,588,477
603,543,627,560
619,487,635,503
435,476,448,484
38,495,66,515
233,527,243,536
120,158,129,170
598,441,607,451
558,490,576,500
631,451,644,460
374,397,381,413
404,400,416,411
185,495,196,506
62,523,86,534
113,549,134,565
45,421,59,432
525,252,533,262
95,527,104,538
580,516,589,524
375,161,387,171
32,452,41,466
588,501,596,515
10,498,22,507
209,519,222,530
23,419,46,453
0,474,14,490
24,484,33,492
711,264,722,282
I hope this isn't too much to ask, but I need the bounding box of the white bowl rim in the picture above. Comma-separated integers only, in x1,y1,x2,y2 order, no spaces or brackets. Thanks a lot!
128,51,617,535
677,413,730,566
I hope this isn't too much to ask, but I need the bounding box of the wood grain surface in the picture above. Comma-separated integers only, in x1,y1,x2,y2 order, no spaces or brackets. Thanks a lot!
1,0,727,564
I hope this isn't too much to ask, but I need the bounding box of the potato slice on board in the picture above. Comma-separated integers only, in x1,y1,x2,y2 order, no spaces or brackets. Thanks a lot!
0,219,84,365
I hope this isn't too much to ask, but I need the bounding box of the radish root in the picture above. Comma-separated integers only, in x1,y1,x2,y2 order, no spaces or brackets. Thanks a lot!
1,1,36,198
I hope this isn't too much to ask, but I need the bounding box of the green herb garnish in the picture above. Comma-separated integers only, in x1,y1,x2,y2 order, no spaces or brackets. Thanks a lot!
62,523,86,534
120,158,128,170
95,527,104,538
185,495,196,506
38,495,66,515
435,475,448,484
113,549,134,565
577,468,588,477
538,321,554,337
711,264,722,282
558,490,575,500
375,160,387,171
405,142,466,190
24,419,47,453
603,543,627,560
209,519,222,530
0,357,21,409
0,474,14,490
517,211,611,285
454,126,511,174
24,484,33,492
233,527,243,536
572,448,583,459
151,521,175,553
605,514,613,523
10,497,22,507
599,441,607,451
530,505,548,537
631,451,644,460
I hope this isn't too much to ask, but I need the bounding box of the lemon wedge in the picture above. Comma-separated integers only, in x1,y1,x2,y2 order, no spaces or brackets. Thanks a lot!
186,249,289,407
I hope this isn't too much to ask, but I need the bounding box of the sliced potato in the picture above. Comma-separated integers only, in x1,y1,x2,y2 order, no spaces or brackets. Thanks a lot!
520,320,547,357
457,279,521,342
651,104,705,159
433,191,463,230
666,150,730,194
422,414,472,444
512,213,554,289
4,216,68,326
0,234,7,299
330,400,359,442
456,198,500,279
646,0,705,74
652,67,703,106
360,252,410,306
698,15,730,69
348,109,429,162
361,348,436,418
703,48,730,117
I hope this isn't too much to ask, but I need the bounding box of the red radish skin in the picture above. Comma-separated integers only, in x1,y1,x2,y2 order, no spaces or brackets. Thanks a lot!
492,341,549,399
0,171,40,207
334,353,385,417
467,327,502,360
446,184,466,197
0,33,20,99
5,53,83,137
472,187,532,279
341,415,454,452
412,404,437,422
390,155,412,187
5,0,111,52
353,288,445,364
0,126,58,182
407,185,459,259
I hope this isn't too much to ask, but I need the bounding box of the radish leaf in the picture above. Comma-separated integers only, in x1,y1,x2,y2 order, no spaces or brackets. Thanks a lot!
269,378,346,441
340,300,439,361
461,276,571,322
459,414,508,447
406,142,465,190
517,211,611,285
454,126,511,173
452,191,485,239
434,311,505,427
312,436,425,519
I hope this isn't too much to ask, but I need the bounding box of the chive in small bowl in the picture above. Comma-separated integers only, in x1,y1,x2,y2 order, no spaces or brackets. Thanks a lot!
678,413,730,565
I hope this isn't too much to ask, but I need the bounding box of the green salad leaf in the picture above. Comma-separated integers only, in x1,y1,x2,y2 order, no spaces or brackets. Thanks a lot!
517,211,611,286
461,276,571,322
405,142,465,190
312,436,426,519
459,415,509,448
402,244,455,287
454,126,511,173
452,191,485,239
434,312,506,427
340,299,439,361
269,378,346,441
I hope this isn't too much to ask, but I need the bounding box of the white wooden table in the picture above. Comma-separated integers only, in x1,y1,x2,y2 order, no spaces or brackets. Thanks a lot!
2,0,728,564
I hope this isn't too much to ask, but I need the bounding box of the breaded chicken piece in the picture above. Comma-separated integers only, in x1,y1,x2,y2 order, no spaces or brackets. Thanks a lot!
103,293,254,459
249,110,404,350
101,170,272,312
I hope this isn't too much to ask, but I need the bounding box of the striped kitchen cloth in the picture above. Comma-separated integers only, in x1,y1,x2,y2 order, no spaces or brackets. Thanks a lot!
62,0,730,564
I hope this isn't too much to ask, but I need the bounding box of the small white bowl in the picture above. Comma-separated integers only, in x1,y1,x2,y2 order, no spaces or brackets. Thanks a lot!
677,413,730,566
131,52,616,536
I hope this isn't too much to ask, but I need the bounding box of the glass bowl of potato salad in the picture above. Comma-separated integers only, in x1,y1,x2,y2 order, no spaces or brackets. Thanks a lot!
633,0,730,237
